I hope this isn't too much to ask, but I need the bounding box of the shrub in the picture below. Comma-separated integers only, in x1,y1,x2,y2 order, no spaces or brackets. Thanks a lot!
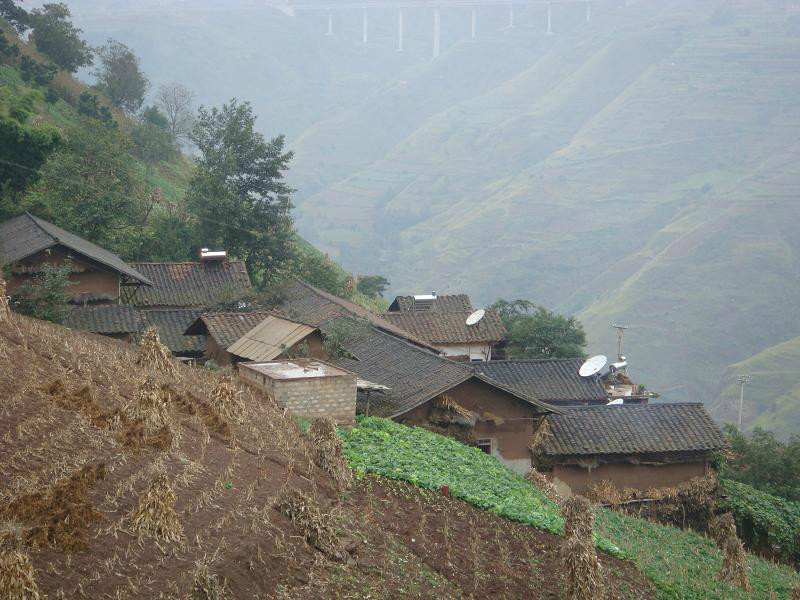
9,262,72,324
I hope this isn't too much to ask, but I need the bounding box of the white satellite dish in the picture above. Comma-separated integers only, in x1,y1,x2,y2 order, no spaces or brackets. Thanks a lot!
579,355,607,377
607,398,624,405
466,309,486,326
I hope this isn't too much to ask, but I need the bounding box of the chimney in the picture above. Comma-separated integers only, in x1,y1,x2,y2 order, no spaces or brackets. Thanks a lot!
199,248,227,263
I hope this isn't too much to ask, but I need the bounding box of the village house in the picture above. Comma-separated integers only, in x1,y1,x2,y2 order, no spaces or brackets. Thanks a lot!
474,358,609,406
384,292,506,360
326,320,563,473
239,358,357,422
184,311,325,366
533,403,727,495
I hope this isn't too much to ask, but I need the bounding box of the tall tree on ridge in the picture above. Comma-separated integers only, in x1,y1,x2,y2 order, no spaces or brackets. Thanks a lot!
186,98,294,284
28,3,93,73
155,83,195,144
94,39,149,114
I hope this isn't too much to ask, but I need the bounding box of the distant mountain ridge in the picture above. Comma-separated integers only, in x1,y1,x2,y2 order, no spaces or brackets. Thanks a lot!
66,0,800,433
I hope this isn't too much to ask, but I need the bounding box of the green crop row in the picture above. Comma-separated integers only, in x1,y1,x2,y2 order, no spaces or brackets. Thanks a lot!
341,417,799,599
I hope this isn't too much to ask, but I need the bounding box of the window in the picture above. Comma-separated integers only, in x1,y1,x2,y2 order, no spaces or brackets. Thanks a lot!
476,438,493,454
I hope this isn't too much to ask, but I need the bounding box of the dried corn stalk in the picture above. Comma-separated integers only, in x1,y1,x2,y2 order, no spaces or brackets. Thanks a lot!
129,475,183,542
525,468,562,505
135,327,176,376
125,376,172,435
275,489,345,560
191,564,228,600
712,513,750,592
0,273,11,323
791,582,800,600
560,496,606,600
209,376,245,422
0,550,42,600
309,417,353,490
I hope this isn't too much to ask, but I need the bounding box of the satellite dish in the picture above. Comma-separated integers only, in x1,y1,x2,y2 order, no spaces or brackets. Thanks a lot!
579,355,607,377
607,398,624,405
466,309,485,326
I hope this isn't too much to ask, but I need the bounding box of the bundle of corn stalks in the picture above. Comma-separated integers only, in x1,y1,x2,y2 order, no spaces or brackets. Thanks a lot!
0,550,42,600
209,376,245,422
308,417,353,490
792,582,800,600
0,272,11,323
559,496,606,600
135,327,176,376
275,489,346,561
432,395,477,425
129,475,183,542
710,513,750,591
125,376,172,435
525,468,562,505
191,564,228,600
530,417,553,455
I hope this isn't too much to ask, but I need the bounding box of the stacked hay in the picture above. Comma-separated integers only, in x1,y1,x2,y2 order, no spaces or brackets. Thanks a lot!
710,513,750,592
559,496,605,600
129,475,183,542
125,376,172,435
275,489,346,561
0,272,10,323
135,327,176,376
209,376,245,422
309,417,353,490
792,582,800,600
0,550,42,600
191,564,228,600
525,468,562,505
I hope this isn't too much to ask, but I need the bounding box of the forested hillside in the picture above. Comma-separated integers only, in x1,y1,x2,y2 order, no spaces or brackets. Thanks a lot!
20,0,800,432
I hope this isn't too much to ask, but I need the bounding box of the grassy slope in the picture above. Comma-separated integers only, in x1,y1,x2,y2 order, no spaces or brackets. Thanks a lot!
343,417,799,599
710,336,800,437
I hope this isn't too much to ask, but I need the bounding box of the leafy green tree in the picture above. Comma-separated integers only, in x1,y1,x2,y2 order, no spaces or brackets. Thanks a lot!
0,31,20,60
29,3,93,73
721,424,800,502
0,0,29,34
22,119,152,258
9,262,73,323
0,89,61,217
18,56,58,87
357,275,389,299
186,98,294,283
77,91,115,126
490,298,587,359
285,247,348,295
131,115,177,169
94,39,148,114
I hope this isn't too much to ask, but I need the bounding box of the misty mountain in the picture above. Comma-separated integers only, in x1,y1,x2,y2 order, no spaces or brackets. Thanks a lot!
64,0,800,433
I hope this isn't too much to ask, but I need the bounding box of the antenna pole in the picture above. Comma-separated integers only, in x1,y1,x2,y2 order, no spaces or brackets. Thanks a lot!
737,374,751,430
610,323,629,360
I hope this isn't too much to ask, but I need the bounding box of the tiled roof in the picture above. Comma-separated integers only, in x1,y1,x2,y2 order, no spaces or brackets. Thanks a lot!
65,306,204,355
184,311,275,349
0,213,151,285
277,278,439,352
388,294,473,312
121,261,252,307
541,403,728,457
326,321,559,418
474,359,608,405
138,309,205,355
381,310,506,345
66,305,140,334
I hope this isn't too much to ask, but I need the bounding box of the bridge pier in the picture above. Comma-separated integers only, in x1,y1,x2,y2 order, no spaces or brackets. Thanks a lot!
433,7,441,58
398,9,404,51
471,7,476,38
509,4,515,28
362,9,368,45
326,12,333,35
546,3,552,34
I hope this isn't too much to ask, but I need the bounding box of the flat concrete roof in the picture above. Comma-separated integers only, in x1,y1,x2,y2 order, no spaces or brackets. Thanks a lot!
240,359,351,380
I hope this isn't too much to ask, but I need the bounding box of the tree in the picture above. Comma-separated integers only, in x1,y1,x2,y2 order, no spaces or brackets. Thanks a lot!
155,83,195,144
490,298,587,359
22,119,152,258
131,106,177,169
94,39,148,114
186,98,294,283
721,424,800,502
0,0,29,34
9,262,73,324
29,3,93,73
18,56,58,86
77,91,115,126
357,274,389,299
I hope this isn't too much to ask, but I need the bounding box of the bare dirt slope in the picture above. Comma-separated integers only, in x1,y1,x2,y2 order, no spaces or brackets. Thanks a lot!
0,313,652,599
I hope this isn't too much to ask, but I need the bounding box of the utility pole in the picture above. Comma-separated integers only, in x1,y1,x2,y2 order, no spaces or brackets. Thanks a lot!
610,323,629,361
737,374,751,430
